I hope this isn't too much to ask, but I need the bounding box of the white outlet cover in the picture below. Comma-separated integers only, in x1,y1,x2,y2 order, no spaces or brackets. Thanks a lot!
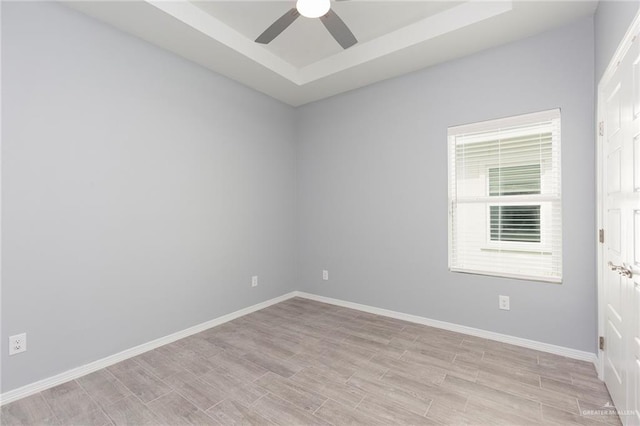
322,270,329,280
251,276,258,287
499,295,510,311
9,333,27,355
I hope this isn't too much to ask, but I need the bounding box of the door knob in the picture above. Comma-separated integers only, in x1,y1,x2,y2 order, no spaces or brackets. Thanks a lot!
608,261,633,278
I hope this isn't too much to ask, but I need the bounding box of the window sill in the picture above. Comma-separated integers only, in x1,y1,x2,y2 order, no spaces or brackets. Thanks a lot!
449,267,562,284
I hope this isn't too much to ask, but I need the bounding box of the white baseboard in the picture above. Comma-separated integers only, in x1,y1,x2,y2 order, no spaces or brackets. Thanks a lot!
1,289,598,406
294,291,597,364
0,292,298,406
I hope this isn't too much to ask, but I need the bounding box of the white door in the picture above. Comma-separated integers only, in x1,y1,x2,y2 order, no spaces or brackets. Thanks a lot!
631,28,640,426
599,14,640,426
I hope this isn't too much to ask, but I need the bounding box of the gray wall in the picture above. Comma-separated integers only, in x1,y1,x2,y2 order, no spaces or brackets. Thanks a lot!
296,18,597,352
595,0,639,82
1,0,610,394
1,1,296,392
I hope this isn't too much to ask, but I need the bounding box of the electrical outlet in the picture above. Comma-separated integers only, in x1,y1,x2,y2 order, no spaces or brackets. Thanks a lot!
499,295,510,311
251,276,258,287
322,270,329,281
9,333,27,355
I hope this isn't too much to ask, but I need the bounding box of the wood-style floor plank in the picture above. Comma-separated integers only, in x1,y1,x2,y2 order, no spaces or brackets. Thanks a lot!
206,399,275,426
107,359,172,404
0,394,60,426
145,392,219,425
76,370,131,410
314,398,384,425
102,395,160,426
40,381,109,425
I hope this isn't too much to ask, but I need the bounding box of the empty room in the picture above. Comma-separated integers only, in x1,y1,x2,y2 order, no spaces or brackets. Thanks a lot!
1,0,639,424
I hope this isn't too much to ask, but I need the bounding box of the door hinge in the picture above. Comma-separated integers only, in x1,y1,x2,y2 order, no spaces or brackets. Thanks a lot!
599,336,605,351
599,229,605,244
599,121,605,137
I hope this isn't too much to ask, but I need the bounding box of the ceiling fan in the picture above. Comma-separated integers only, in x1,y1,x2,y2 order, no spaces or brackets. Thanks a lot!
255,0,357,49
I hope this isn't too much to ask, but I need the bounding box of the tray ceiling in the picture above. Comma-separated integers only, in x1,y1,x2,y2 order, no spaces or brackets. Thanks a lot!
63,1,598,106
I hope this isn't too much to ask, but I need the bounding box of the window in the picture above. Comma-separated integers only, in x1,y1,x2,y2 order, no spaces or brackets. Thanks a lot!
490,205,541,242
489,164,541,243
448,109,562,283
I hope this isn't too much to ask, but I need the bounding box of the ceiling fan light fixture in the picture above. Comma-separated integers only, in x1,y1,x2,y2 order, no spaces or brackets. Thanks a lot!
296,0,330,18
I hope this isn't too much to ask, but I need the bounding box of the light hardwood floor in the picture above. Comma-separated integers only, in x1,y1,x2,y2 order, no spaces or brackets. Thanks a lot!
1,297,620,425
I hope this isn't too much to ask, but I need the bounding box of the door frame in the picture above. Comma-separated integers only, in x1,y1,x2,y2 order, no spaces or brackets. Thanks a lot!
596,9,640,381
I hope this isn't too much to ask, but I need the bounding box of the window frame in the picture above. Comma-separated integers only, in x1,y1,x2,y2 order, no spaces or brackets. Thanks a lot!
447,109,562,283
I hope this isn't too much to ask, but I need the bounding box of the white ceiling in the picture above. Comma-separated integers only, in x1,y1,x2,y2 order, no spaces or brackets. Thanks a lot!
192,1,465,67
64,1,598,106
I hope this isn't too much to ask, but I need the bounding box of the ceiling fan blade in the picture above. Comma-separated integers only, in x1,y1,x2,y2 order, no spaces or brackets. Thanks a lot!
255,8,300,44
320,9,357,49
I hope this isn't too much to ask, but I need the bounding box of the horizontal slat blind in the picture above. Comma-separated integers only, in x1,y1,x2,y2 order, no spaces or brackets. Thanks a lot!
448,109,562,283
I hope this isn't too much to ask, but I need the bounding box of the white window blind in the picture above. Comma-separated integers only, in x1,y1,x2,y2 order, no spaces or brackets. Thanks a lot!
448,109,562,283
